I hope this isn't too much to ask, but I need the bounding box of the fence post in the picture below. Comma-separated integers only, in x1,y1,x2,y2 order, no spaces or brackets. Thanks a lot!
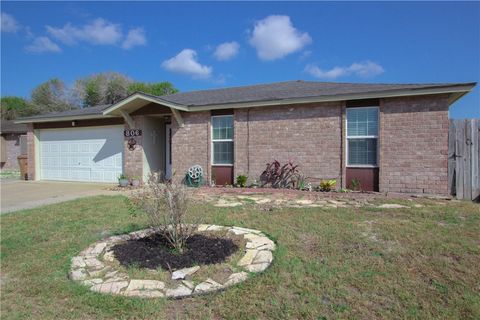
464,120,472,200
448,120,456,195
472,119,480,200
454,119,465,199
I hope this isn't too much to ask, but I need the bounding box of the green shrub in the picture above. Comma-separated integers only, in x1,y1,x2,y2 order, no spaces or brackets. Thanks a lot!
319,179,336,192
350,178,361,191
236,175,248,188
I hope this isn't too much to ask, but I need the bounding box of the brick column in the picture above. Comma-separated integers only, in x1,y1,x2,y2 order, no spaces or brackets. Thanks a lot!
340,102,347,189
234,108,249,180
123,116,144,180
171,111,210,184
26,123,36,180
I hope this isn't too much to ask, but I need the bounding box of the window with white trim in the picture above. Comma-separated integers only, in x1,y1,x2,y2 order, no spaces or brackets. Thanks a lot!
211,115,233,165
346,107,379,166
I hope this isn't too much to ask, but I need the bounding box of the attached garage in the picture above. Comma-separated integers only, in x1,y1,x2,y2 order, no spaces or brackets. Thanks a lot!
38,126,123,183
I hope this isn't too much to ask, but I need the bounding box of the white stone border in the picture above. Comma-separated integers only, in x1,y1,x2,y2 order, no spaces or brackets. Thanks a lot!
69,225,275,298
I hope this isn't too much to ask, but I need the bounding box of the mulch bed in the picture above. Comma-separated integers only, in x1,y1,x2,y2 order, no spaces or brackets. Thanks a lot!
112,233,239,270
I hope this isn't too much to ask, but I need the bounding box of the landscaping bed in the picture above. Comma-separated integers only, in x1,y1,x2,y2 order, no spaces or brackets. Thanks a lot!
68,225,275,299
113,232,240,270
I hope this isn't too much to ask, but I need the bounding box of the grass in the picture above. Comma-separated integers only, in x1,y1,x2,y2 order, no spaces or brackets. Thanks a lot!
1,195,479,319
0,170,20,179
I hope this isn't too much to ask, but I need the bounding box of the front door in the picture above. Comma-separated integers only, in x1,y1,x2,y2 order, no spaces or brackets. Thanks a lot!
165,124,172,179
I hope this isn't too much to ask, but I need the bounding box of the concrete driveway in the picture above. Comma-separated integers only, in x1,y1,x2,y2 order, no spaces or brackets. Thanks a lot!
1,179,121,214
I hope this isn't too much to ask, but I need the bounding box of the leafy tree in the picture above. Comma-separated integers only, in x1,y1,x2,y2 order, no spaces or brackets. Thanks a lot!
127,82,178,96
31,79,75,113
74,72,132,107
0,96,39,120
82,77,103,107
75,73,178,107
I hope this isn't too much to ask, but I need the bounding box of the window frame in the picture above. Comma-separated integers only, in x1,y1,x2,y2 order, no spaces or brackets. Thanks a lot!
211,115,234,166
346,106,379,168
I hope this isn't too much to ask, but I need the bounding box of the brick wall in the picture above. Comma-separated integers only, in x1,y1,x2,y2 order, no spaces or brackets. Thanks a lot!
379,94,450,194
123,116,144,179
0,133,23,170
26,124,35,180
235,102,343,184
171,111,210,183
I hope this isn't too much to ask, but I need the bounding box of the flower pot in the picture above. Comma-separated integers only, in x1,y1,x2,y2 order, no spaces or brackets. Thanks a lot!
131,179,140,187
119,179,129,187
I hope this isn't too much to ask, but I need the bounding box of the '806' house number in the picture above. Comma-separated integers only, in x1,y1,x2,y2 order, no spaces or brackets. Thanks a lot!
124,129,142,137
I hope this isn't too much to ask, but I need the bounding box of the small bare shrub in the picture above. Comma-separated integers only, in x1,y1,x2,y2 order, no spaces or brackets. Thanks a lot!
128,172,199,253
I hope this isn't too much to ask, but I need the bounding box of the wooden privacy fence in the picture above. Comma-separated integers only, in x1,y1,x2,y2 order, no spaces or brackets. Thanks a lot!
448,119,479,201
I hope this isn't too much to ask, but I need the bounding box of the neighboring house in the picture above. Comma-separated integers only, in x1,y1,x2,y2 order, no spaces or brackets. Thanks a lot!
1,120,28,171
16,80,476,195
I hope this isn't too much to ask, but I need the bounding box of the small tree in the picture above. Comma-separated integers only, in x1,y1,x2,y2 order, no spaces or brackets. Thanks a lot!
127,81,178,96
129,173,198,253
31,78,75,113
0,96,39,120
74,72,132,107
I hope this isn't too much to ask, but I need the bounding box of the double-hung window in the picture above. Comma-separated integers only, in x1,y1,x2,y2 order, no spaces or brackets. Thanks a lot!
346,107,379,167
211,115,234,165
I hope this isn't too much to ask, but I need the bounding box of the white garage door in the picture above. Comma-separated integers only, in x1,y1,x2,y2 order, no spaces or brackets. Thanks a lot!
39,126,123,183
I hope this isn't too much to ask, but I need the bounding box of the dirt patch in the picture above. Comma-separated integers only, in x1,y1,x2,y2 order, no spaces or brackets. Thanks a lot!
112,233,239,270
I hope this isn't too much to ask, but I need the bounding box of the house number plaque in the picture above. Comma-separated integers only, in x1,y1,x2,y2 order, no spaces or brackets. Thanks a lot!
124,129,142,137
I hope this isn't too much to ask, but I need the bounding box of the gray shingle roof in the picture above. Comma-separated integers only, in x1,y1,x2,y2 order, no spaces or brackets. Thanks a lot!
16,80,475,122
160,80,475,107
17,104,111,121
1,120,28,133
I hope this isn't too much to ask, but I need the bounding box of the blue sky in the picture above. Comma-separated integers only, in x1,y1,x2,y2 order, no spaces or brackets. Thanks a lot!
1,1,479,118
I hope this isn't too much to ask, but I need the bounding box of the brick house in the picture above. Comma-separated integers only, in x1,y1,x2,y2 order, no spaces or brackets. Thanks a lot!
1,120,28,171
16,80,476,195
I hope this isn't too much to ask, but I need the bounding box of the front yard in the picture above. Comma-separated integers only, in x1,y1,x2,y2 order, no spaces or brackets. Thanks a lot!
1,194,479,319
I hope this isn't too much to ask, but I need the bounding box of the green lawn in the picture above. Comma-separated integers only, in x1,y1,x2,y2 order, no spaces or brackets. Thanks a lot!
1,195,479,319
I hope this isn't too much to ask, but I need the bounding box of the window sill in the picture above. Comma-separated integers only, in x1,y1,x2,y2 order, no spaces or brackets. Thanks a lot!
212,164,234,167
346,165,379,168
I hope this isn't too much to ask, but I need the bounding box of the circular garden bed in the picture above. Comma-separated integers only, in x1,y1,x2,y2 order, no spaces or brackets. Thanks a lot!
69,225,275,298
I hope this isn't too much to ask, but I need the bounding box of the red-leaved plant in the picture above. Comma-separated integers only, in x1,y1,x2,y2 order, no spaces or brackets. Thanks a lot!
260,160,299,188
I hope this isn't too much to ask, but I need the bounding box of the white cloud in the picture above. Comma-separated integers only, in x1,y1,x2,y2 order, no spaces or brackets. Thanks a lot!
1,12,20,33
46,18,123,46
25,36,61,53
122,27,146,49
305,61,385,79
214,41,239,61
162,49,212,79
249,15,312,61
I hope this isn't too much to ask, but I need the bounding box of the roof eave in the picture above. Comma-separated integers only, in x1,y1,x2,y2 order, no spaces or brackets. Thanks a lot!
15,114,118,124
186,84,476,111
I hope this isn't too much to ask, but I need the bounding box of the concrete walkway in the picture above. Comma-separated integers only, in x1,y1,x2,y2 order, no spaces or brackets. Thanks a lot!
1,179,121,214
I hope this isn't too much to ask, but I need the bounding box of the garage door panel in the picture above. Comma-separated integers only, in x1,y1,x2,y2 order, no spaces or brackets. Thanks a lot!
39,127,123,183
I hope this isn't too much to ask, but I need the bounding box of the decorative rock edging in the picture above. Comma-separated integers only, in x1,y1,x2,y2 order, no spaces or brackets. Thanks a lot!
69,225,275,298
